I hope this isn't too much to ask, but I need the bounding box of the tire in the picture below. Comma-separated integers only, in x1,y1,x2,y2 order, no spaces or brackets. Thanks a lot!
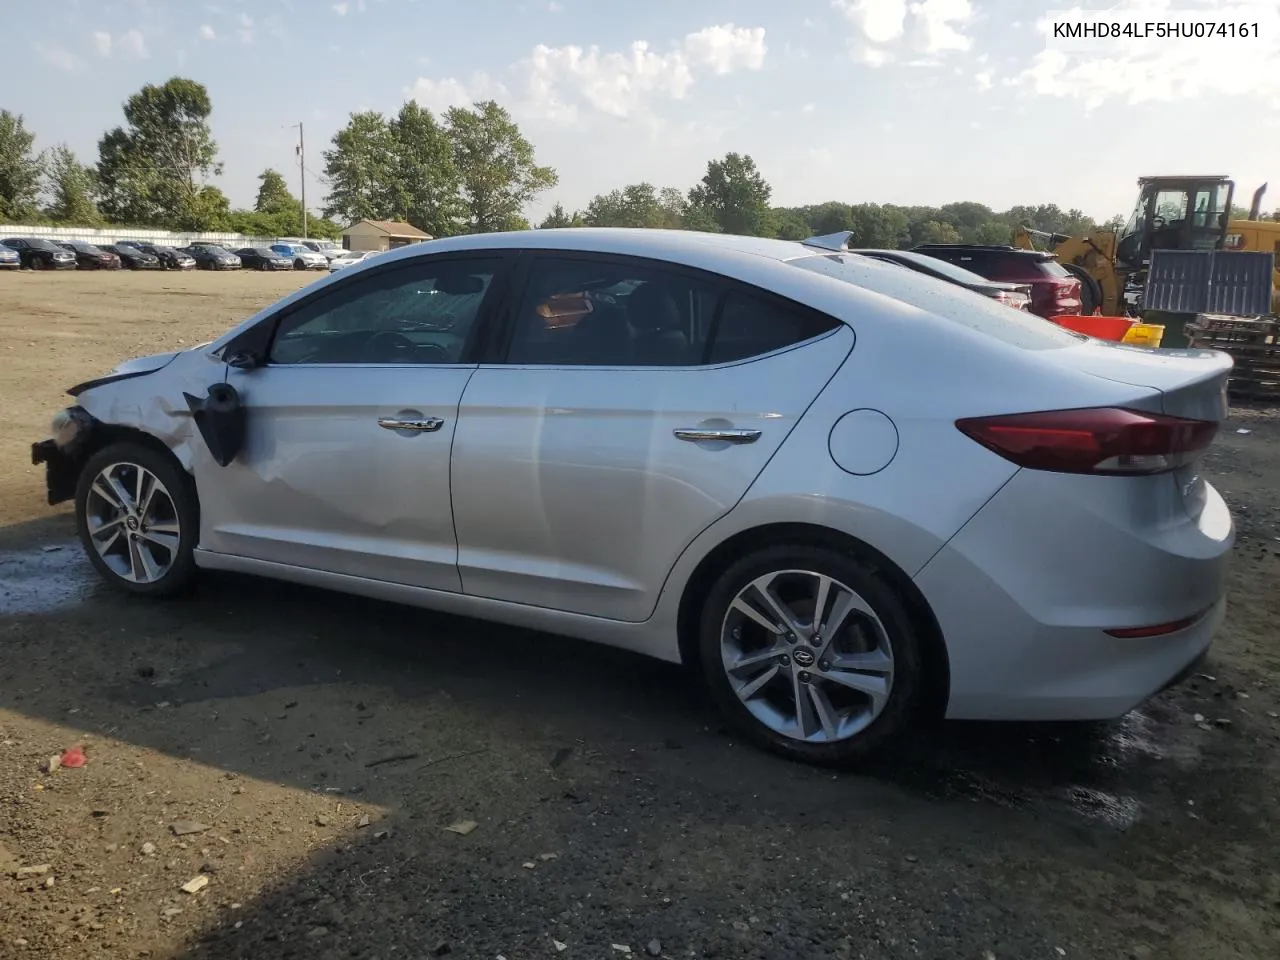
698,543,923,767
1063,264,1101,316
258,261,269,271
295,259,306,271
74,441,199,599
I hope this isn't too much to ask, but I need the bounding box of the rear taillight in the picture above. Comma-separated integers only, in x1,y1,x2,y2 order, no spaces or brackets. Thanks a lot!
1050,279,1079,301
955,407,1219,475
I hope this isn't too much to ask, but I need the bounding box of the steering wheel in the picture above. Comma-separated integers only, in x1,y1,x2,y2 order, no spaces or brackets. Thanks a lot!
361,330,419,363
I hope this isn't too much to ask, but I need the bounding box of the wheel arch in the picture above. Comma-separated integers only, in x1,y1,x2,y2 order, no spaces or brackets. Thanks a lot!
675,521,950,720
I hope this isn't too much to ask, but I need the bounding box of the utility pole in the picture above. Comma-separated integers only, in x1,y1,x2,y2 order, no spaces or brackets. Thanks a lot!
295,121,308,240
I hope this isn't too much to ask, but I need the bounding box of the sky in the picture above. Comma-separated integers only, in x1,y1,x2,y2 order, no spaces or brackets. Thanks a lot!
4,0,1280,226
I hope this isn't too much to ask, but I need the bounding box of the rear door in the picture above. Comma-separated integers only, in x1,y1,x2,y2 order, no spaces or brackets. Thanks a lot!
449,252,854,622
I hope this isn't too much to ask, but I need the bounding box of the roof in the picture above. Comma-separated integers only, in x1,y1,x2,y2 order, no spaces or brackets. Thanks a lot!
344,219,432,239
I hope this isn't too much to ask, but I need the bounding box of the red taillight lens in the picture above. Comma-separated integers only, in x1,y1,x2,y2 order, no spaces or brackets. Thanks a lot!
955,407,1218,475
1051,280,1079,301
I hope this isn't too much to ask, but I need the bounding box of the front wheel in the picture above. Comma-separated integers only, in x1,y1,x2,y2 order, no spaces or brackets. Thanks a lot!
74,442,199,598
698,544,923,767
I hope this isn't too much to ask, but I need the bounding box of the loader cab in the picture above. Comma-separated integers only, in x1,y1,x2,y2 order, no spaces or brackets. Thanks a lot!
1115,176,1233,268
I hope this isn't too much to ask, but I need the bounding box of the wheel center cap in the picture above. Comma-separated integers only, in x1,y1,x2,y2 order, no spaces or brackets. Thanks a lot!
125,516,140,531
791,647,816,668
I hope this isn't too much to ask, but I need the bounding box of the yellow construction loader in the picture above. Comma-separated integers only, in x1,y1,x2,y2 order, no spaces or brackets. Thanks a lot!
1012,176,1280,316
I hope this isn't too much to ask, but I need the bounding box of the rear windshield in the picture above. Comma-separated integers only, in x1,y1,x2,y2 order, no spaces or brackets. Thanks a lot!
788,254,1082,350
917,249,1068,282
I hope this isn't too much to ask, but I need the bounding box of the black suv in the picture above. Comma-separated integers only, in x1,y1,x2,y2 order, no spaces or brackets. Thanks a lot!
911,244,1084,320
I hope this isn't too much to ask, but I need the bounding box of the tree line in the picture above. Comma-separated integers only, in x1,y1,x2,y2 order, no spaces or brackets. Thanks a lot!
7,75,1254,248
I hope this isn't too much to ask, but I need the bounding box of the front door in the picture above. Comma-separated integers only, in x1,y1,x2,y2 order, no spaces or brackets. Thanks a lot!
197,254,508,592
450,253,853,621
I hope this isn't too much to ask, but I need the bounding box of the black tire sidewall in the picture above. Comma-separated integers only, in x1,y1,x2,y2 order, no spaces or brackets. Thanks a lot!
74,441,200,598
697,543,923,767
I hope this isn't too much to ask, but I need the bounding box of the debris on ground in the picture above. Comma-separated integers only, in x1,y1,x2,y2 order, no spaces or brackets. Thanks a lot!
42,755,60,774
646,938,663,956
13,864,51,879
59,745,86,768
180,875,209,894
170,820,213,837
141,842,156,856
553,940,568,953
612,945,633,955
445,820,479,836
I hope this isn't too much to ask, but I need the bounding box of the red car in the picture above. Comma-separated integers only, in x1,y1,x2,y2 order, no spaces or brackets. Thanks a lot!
57,241,122,270
912,244,1083,320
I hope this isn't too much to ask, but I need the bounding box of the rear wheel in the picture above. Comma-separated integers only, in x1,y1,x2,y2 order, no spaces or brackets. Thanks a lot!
74,442,199,598
698,544,923,766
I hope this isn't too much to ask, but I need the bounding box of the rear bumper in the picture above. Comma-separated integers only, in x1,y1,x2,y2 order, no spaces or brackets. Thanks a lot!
916,469,1232,721
31,437,81,506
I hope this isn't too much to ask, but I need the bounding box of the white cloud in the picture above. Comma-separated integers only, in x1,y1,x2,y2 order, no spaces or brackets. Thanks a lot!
407,23,767,128
92,31,113,57
833,0,972,62
199,24,216,41
548,0,564,10
332,1,348,13
407,74,510,115
801,102,816,113
237,12,254,43
1014,0,1280,109
682,24,767,74
118,29,149,59
34,42,82,72
974,69,992,90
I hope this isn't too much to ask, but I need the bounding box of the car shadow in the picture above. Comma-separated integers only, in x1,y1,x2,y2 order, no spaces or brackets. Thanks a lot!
0,513,1250,957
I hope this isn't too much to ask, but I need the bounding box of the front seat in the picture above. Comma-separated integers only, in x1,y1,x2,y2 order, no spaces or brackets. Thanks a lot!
628,281,690,365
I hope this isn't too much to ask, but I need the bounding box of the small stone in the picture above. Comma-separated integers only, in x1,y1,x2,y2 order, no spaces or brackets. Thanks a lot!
612,946,632,956
905,854,919,863
374,830,391,840
553,940,568,953
646,939,663,957
433,941,452,956
1056,950,1066,957
14,938,28,946
522,862,537,870
14,865,51,878
445,820,478,836
180,875,209,894
141,842,156,856
170,820,212,837
538,852,559,861
306,926,329,940
43,755,61,774
43,876,55,888
1214,717,1232,727
357,814,370,828
161,908,183,919
1192,713,1206,723
1268,711,1279,719
316,815,332,827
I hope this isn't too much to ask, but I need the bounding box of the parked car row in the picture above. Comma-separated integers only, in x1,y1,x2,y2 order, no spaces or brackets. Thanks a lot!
0,237,360,273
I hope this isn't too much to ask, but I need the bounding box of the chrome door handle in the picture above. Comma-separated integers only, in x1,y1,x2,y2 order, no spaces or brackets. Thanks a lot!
377,417,444,432
674,428,762,444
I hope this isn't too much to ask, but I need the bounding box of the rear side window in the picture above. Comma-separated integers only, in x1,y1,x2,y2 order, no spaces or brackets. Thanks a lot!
789,254,1082,350
922,250,1066,282
708,291,841,364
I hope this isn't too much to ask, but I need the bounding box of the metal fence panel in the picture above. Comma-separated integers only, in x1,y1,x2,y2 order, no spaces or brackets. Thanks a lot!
1145,249,1274,316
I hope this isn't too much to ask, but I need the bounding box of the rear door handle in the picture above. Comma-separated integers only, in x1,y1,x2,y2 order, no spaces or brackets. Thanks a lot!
674,428,761,444
377,417,444,433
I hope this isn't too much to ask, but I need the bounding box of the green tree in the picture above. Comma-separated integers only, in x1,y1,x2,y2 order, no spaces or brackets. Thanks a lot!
444,100,557,233
385,101,466,237
321,111,394,225
0,110,44,222
538,203,584,228
970,221,1013,244
915,220,962,244
44,145,100,225
255,168,297,215
96,77,222,229
1100,214,1126,232
687,152,772,236
769,207,812,241
846,203,909,248
584,182,670,228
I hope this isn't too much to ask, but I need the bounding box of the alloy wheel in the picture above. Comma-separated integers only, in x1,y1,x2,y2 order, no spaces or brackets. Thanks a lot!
720,569,895,743
84,461,182,584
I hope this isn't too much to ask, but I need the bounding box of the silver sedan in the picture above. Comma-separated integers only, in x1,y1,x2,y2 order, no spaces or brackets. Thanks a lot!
30,228,1233,766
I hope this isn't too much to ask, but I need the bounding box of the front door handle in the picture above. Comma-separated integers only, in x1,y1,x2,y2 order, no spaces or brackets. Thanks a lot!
674,428,761,444
377,417,444,433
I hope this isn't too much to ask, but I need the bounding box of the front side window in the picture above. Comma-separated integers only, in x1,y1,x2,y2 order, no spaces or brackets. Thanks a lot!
269,258,500,365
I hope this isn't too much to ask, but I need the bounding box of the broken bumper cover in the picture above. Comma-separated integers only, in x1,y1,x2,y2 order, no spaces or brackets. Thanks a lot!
31,407,96,506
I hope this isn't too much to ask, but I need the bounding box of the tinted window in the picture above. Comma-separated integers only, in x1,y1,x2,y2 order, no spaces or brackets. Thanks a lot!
506,257,719,366
708,291,841,364
270,258,499,365
861,251,993,287
789,254,1081,350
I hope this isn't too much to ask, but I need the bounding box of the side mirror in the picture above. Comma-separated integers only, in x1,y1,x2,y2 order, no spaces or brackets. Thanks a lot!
224,350,262,370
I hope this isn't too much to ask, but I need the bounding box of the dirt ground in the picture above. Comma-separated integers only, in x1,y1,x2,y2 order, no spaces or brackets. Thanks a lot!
1,270,1279,960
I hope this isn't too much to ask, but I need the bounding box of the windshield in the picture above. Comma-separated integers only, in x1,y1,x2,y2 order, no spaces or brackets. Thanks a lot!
788,254,1081,350
72,243,102,253
28,239,61,251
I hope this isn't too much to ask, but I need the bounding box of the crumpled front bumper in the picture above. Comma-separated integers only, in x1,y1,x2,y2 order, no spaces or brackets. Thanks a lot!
31,407,96,506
